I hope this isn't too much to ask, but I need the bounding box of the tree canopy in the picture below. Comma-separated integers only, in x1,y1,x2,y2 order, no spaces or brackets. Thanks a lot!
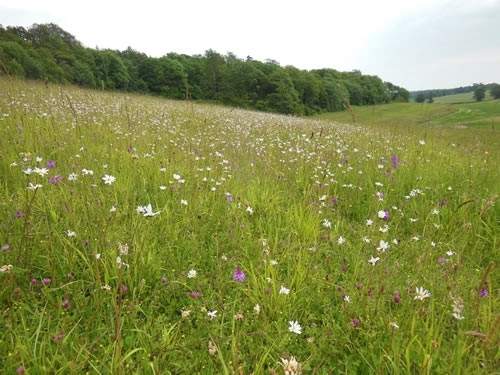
473,86,486,102
0,23,411,115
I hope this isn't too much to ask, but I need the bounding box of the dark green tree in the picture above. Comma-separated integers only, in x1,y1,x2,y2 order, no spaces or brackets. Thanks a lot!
201,49,225,99
473,86,486,102
266,69,300,114
155,56,188,99
489,83,500,99
93,49,131,90
415,93,426,103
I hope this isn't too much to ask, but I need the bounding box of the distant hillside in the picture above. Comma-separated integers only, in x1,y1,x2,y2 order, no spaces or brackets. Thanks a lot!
410,83,498,101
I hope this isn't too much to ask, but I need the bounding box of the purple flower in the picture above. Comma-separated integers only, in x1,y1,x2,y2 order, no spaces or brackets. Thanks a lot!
2,244,9,252
350,318,360,327
17,366,25,374
233,267,246,282
49,175,63,184
46,160,55,168
480,288,489,297
226,193,233,202
438,256,446,264
161,276,167,283
440,199,447,206
393,291,401,303
62,299,70,309
391,154,398,169
187,291,201,298
42,278,51,286
14,211,23,218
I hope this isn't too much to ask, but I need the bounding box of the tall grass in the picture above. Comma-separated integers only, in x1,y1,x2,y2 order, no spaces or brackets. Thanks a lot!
0,78,498,374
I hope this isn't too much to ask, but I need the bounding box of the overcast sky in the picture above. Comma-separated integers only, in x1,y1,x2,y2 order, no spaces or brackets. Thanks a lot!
1,0,498,91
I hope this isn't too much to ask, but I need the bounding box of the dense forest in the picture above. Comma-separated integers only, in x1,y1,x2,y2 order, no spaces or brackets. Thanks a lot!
0,23,411,115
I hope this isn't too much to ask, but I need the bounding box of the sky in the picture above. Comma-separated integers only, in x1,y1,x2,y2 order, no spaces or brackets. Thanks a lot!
1,0,499,91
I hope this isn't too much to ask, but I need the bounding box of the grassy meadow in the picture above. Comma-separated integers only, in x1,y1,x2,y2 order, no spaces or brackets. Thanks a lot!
0,78,499,374
432,92,494,104
316,99,499,129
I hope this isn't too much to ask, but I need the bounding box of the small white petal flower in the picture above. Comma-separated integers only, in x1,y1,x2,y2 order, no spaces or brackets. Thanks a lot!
377,240,390,252
414,286,431,301
187,269,197,278
102,174,116,185
368,256,380,266
142,204,160,217
288,320,302,334
279,285,290,295
452,312,465,320
33,167,49,176
27,183,43,190
253,304,261,315
207,310,217,319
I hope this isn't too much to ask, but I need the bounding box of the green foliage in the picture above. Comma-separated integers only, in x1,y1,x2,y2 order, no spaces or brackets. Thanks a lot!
415,93,426,103
489,83,500,99
473,86,486,102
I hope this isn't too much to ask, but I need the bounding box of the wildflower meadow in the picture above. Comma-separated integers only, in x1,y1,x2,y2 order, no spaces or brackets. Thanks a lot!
0,78,498,374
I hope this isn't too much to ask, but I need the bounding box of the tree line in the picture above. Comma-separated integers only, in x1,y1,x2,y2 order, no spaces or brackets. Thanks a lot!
412,83,500,103
0,23,410,115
